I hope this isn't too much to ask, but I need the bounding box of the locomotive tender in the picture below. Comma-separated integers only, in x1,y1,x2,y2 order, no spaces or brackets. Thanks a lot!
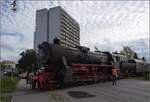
112,53,150,77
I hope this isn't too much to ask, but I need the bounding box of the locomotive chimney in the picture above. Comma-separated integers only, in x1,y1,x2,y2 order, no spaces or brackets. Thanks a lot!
53,37,60,45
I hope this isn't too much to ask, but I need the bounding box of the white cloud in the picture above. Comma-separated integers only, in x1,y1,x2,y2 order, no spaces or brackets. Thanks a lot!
1,0,149,62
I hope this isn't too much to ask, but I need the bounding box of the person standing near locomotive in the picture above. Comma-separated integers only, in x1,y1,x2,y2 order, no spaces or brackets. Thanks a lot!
26,71,30,84
56,65,66,89
112,67,118,86
53,38,66,89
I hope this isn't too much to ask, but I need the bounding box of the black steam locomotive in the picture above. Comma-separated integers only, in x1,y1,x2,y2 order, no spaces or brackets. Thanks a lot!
31,40,149,90
32,41,115,89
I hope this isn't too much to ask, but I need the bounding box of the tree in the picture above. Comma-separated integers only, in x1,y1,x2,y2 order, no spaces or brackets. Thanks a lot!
120,46,138,59
112,51,119,54
94,46,99,52
18,49,37,71
133,52,138,59
0,64,7,70
142,57,146,61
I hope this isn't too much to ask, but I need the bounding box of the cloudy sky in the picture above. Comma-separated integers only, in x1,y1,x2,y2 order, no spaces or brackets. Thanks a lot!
1,0,149,62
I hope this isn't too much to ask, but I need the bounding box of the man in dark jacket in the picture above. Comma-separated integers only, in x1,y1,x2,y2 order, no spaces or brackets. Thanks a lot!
56,65,66,89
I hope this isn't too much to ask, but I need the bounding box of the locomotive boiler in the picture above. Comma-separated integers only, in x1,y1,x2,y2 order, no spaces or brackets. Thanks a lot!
38,42,114,66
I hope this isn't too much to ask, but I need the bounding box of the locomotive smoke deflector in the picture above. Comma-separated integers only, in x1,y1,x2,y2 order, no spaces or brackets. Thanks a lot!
38,42,51,64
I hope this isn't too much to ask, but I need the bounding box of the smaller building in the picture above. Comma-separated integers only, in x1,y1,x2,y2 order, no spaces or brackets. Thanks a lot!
1,60,16,69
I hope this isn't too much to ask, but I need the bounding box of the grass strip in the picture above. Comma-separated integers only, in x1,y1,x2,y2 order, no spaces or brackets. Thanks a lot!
0,96,12,102
0,77,18,93
128,73,150,81
0,77,19,102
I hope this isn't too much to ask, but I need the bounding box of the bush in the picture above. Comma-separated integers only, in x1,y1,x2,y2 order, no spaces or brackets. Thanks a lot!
128,72,150,81
0,77,19,93
0,96,11,102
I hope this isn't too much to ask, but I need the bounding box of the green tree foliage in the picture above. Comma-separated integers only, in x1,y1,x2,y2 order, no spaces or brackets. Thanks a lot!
94,46,99,52
120,46,138,59
133,52,138,59
0,64,7,70
18,49,37,71
142,57,146,61
112,51,119,54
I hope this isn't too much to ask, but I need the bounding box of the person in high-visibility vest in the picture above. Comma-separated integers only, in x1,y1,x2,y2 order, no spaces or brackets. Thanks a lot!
112,67,117,86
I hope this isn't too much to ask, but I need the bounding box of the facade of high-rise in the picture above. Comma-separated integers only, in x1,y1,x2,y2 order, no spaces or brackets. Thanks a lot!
34,8,49,52
34,6,80,52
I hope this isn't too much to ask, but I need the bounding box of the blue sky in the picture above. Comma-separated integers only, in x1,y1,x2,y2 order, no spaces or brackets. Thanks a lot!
0,0,149,62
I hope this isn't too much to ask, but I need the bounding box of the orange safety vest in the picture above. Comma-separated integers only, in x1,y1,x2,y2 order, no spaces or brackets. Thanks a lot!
112,68,117,76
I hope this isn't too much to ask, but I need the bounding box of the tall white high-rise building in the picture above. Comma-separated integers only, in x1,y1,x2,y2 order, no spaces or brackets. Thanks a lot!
34,6,80,52
34,8,49,52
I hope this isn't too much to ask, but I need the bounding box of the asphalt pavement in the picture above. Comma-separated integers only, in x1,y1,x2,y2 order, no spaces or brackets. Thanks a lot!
11,79,52,102
11,79,150,102
49,79,150,102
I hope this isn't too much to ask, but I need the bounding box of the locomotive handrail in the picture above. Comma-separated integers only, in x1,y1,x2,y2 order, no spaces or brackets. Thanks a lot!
71,63,113,67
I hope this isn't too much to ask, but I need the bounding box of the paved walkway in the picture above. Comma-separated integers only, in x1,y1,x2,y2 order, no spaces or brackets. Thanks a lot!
49,79,150,102
12,79,51,102
11,79,150,102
